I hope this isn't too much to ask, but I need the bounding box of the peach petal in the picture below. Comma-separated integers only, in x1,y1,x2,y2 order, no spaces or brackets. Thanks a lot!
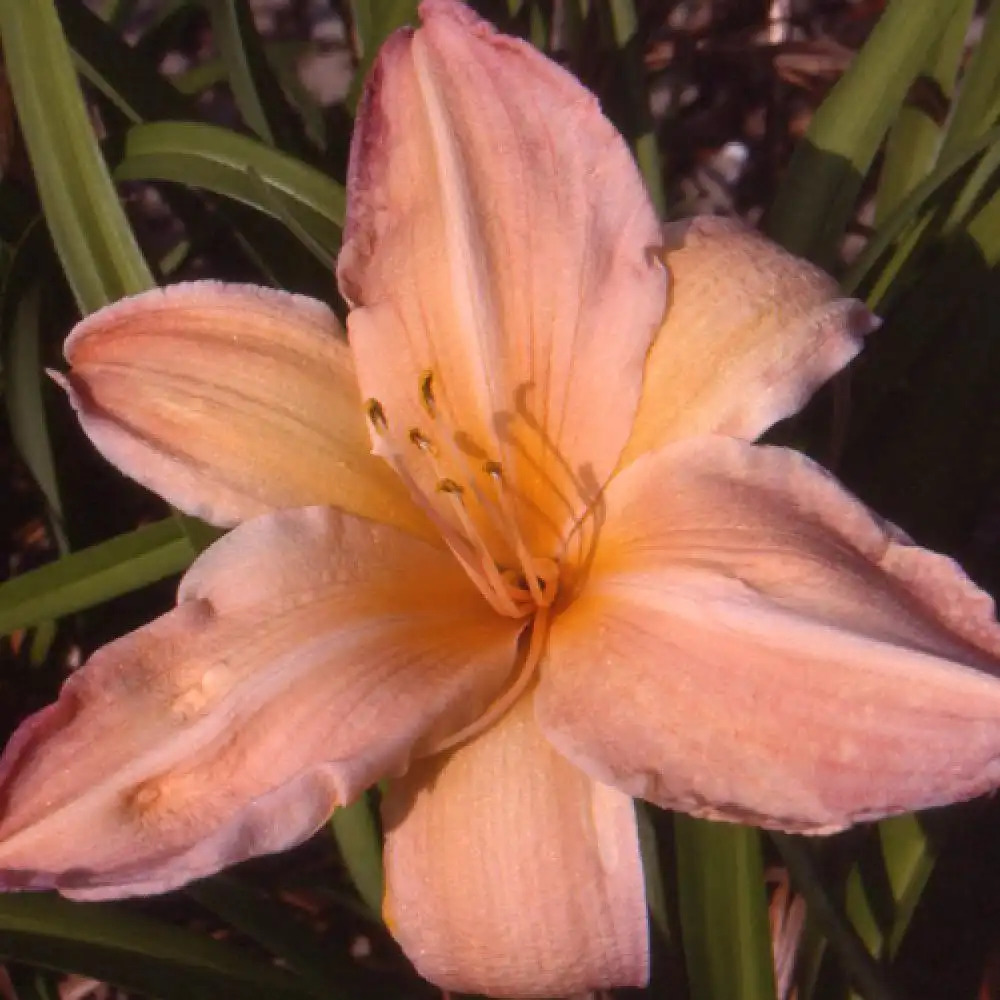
0,507,520,898
338,0,665,559
63,282,428,536
540,436,1000,833
620,217,877,465
382,694,648,996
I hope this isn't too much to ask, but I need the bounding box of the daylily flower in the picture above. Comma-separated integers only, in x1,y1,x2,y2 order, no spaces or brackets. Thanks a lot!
4,1,1000,995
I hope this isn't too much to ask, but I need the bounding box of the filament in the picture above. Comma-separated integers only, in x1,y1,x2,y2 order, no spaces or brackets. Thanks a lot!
365,376,561,618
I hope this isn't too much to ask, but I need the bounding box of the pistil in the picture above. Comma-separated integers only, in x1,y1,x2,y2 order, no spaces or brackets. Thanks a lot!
431,605,551,755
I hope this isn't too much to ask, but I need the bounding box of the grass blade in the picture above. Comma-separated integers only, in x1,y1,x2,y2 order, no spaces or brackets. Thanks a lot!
205,0,312,156
114,121,344,256
55,0,196,124
0,894,312,1000
675,817,776,1000
636,802,670,944
330,793,384,919
766,0,961,264
842,121,1000,296
874,0,973,224
1,233,67,552
939,0,1000,157
0,0,153,312
0,518,198,637
188,877,370,1000
773,834,901,1000
844,814,941,989
608,0,665,216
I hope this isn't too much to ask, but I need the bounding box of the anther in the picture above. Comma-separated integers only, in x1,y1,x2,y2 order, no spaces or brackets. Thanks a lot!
365,398,388,433
481,458,554,608
437,478,464,495
408,428,435,452
419,370,436,416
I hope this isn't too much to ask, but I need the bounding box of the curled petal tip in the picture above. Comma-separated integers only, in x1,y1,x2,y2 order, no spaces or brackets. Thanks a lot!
623,215,878,461
850,298,882,337
45,367,68,389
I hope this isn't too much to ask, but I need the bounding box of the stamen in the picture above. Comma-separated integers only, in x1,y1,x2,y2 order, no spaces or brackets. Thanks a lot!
432,605,551,755
361,400,522,616
402,422,524,615
419,370,436,417
434,477,526,617
362,381,558,619
483,461,555,608
365,398,388,433
409,427,435,452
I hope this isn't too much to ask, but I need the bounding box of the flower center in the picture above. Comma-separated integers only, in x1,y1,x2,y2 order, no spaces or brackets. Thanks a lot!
365,371,558,619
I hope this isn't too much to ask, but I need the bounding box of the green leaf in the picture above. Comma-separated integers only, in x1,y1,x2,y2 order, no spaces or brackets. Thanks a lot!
206,0,276,143
205,0,313,156
674,817,776,1000
330,792,384,919
773,834,901,1000
874,0,974,225
842,120,1000,298
132,1,204,66
636,802,670,944
113,121,345,258
1,232,67,552
0,0,154,313
939,0,1000,157
55,0,196,124
608,0,665,216
261,42,328,152
0,518,199,637
766,0,962,264
188,877,370,1000
0,894,312,1000
845,815,941,970
933,9,1000,241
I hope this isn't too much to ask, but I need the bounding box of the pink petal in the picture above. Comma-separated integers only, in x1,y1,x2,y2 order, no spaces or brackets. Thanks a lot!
0,507,521,899
338,0,665,559
62,282,427,535
382,694,647,996
540,437,1000,833
620,217,877,465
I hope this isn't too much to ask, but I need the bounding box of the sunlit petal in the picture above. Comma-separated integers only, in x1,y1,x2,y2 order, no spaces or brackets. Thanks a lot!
382,694,647,996
620,217,876,465
0,507,520,899
62,282,428,535
338,0,665,559
540,436,1000,833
